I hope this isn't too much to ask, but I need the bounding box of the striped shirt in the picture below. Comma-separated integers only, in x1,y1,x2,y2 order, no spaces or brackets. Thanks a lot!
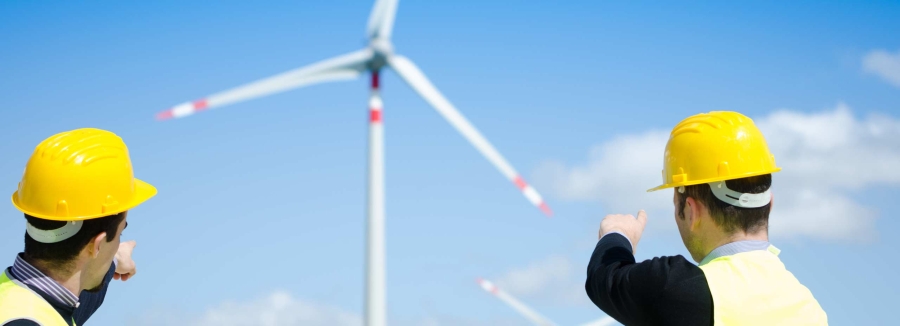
7,253,81,308
3,253,119,326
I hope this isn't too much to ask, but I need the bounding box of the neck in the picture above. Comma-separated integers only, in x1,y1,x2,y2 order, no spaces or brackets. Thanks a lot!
25,257,83,296
697,230,768,262
721,230,769,245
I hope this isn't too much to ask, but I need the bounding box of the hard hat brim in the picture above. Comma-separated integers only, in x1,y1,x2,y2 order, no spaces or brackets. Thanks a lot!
646,167,781,193
11,178,158,221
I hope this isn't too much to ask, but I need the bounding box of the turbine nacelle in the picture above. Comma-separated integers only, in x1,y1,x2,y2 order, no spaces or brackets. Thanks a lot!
368,38,394,70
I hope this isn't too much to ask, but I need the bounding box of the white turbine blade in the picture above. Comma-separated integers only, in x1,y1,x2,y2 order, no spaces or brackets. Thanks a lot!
366,0,399,40
157,48,374,120
476,278,558,326
388,55,552,216
578,316,619,326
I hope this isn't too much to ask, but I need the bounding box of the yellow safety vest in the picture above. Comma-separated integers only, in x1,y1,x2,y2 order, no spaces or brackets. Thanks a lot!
0,271,73,326
698,245,828,325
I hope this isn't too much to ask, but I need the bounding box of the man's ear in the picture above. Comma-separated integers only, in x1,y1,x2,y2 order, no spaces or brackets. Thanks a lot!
685,197,703,231
89,232,107,259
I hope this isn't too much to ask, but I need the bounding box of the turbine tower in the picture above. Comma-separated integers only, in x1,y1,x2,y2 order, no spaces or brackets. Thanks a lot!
476,278,618,326
156,1,552,325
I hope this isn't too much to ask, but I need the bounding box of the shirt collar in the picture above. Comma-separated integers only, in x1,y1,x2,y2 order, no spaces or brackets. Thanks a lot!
9,253,80,308
699,240,779,266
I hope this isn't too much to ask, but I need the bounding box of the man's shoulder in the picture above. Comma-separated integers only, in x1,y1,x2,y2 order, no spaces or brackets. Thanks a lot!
638,254,701,271
634,254,709,291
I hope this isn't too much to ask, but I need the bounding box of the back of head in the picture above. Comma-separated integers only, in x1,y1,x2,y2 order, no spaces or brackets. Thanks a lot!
677,175,772,234
24,212,126,272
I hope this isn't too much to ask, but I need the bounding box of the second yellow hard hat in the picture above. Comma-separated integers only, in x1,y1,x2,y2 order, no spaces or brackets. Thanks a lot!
11,128,157,221
648,111,781,192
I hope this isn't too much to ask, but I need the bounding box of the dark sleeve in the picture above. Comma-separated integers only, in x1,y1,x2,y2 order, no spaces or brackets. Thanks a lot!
2,320,41,326
585,233,713,326
72,261,117,325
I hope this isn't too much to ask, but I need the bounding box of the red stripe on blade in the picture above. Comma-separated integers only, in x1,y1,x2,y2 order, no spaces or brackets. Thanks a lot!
513,175,527,190
539,202,553,217
155,110,174,121
193,99,209,111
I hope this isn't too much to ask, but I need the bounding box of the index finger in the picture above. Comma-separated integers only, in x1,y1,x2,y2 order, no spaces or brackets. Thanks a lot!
636,209,648,227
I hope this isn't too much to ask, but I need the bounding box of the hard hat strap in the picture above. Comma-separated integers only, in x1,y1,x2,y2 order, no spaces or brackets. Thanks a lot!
26,220,83,244
708,181,771,208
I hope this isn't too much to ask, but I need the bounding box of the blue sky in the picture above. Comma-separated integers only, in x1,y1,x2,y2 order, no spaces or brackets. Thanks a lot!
1,0,899,325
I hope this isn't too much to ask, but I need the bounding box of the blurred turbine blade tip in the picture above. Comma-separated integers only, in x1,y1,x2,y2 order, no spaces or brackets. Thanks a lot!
388,55,553,217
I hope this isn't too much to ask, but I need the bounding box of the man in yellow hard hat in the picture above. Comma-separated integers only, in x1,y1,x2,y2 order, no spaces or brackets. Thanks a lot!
584,112,828,325
0,128,156,326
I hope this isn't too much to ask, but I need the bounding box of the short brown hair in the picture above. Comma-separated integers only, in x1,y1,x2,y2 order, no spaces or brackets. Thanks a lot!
676,174,772,234
24,212,126,269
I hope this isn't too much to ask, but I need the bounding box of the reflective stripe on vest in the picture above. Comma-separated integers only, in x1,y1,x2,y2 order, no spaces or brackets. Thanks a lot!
0,271,73,326
698,245,828,325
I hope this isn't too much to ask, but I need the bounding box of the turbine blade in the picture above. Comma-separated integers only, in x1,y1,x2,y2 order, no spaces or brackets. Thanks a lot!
156,48,374,120
388,55,552,216
476,278,558,326
367,0,399,40
578,316,619,326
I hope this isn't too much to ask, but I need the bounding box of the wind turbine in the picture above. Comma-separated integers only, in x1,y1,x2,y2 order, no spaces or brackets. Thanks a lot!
156,1,552,325
476,278,619,326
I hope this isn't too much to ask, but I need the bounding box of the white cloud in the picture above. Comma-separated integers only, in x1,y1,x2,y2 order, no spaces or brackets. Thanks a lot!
534,104,900,242
190,291,360,326
493,255,590,306
863,49,900,88
533,130,674,232
496,255,570,296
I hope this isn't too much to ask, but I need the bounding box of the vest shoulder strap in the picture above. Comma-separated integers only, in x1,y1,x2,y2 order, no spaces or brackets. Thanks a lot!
0,271,72,326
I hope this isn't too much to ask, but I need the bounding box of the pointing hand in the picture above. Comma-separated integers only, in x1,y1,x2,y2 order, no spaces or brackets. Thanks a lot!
114,240,137,281
599,210,648,253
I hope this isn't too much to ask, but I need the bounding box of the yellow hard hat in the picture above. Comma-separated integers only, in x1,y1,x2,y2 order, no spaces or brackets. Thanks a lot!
11,128,157,221
648,111,781,192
